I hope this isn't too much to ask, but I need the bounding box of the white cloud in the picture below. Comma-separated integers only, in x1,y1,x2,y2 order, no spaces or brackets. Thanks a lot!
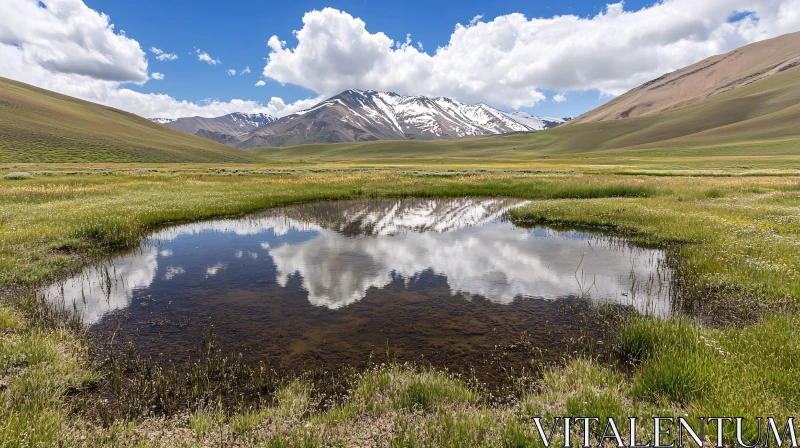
469,14,484,26
149,47,179,61
263,3,800,109
241,65,251,75
196,48,220,65
552,93,566,103
255,80,266,87
100,90,321,119
151,72,164,80
227,69,236,76
1,0,148,83
0,0,324,119
265,96,324,115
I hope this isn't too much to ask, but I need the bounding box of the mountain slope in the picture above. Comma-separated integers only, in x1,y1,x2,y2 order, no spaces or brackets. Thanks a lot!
151,113,276,146
236,90,560,148
249,53,800,160
0,77,256,163
570,31,800,125
500,112,567,131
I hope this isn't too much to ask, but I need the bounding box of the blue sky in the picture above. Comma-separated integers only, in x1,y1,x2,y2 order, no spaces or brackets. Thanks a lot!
84,0,657,118
4,0,797,120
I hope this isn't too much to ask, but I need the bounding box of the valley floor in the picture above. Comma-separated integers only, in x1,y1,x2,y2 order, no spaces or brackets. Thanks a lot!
1,158,799,446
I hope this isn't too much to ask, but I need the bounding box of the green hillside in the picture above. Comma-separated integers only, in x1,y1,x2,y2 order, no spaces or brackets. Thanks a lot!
0,78,256,163
249,65,800,161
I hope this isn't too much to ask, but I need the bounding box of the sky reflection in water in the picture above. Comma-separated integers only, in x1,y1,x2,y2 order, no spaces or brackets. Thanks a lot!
47,198,672,325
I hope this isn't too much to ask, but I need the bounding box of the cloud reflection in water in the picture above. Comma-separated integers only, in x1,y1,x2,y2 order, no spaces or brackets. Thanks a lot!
46,198,671,324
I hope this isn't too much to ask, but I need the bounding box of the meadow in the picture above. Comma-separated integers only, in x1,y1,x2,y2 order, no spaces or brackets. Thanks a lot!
1,160,799,446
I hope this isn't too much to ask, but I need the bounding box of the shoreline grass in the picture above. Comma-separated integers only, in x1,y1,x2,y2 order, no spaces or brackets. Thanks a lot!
1,167,799,446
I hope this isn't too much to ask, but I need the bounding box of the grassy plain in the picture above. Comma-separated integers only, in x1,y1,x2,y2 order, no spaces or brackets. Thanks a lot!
0,161,799,446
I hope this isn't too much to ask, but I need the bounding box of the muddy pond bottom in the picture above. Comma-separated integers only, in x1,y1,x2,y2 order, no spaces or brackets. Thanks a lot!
48,198,672,382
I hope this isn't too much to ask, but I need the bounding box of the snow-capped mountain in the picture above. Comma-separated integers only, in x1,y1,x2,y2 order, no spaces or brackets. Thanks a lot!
500,111,568,131
149,112,277,145
237,90,562,148
151,91,566,148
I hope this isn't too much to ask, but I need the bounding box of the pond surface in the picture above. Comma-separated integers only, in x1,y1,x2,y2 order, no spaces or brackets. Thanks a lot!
47,198,672,381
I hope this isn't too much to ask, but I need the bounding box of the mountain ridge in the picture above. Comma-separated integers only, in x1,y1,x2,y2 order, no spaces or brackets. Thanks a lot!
151,112,277,145
569,31,800,125
152,91,567,148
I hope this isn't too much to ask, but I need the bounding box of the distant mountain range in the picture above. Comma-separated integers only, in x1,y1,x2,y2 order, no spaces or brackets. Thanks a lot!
151,90,569,148
149,113,277,146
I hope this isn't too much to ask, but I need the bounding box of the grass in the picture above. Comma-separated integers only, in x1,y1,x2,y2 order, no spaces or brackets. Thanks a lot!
0,77,256,163
0,166,798,446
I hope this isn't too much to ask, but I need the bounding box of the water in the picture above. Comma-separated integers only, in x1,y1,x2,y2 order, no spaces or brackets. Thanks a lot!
47,198,672,380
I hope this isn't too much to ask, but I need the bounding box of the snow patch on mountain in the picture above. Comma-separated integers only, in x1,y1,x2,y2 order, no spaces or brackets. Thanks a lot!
500,111,567,131
228,112,277,129
285,90,554,139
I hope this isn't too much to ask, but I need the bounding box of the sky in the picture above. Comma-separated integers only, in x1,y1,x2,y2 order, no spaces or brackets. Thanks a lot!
2,0,800,120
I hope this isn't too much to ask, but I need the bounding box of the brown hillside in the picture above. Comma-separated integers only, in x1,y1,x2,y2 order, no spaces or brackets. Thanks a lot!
570,31,800,125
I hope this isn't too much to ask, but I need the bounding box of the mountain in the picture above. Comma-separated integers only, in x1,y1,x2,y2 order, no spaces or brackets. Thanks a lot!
570,31,800,125
500,112,568,130
248,32,800,161
237,90,546,148
144,91,556,149
150,112,277,146
0,77,256,163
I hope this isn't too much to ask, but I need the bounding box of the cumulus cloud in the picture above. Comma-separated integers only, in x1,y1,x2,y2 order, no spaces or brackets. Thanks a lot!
0,0,323,119
95,89,322,119
1,0,148,83
255,80,266,87
196,48,220,65
265,96,324,115
227,69,236,76
552,93,566,103
241,65,251,75
263,3,800,108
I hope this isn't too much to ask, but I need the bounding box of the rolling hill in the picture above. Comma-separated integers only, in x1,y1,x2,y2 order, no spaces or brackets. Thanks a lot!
249,33,800,161
0,77,256,163
570,31,800,125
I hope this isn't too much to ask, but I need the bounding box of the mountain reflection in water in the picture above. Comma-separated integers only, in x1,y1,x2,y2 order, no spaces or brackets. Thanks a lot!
45,198,672,378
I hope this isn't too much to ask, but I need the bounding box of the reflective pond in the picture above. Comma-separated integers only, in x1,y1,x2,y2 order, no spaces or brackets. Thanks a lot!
47,198,673,380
